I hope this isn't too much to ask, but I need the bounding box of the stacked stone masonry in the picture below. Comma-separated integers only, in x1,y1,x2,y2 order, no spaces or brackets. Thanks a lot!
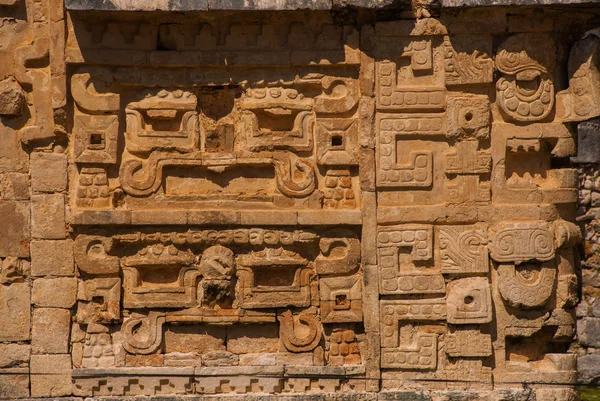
0,0,599,400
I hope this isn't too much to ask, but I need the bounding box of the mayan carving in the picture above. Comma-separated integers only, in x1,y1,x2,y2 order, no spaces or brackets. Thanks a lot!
0,1,595,400
495,34,556,122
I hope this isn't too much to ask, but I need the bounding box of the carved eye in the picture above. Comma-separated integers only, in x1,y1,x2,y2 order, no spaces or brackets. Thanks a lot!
331,135,343,147
88,132,105,149
335,294,347,305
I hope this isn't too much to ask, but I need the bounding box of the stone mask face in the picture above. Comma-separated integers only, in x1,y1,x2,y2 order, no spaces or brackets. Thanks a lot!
495,34,555,122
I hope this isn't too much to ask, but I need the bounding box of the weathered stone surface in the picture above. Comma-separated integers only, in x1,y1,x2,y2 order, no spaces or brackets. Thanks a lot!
32,308,71,354
442,0,600,5
577,318,600,348
0,201,29,257
0,124,28,173
65,0,412,10
0,173,30,200
572,119,600,164
0,282,30,341
0,77,25,116
32,277,77,308
227,324,279,354
31,194,66,239
0,372,29,399
3,1,599,399
31,152,68,193
30,354,72,397
30,240,74,277
578,354,600,384
164,325,226,354
0,344,30,368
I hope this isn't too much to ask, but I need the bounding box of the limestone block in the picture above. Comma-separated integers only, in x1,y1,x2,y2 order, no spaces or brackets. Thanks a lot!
0,282,30,341
578,354,600,384
0,124,28,174
202,350,239,366
30,354,72,397
164,325,226,354
227,324,279,354
32,277,77,308
0,201,29,257
30,239,74,277
164,352,203,367
0,370,29,398
32,308,71,354
0,344,30,368
31,194,66,239
126,354,164,367
577,318,600,347
31,152,68,193
0,173,29,200
239,353,277,366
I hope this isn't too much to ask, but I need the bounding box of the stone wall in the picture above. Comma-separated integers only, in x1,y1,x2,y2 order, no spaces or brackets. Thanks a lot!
0,0,599,400
574,118,600,388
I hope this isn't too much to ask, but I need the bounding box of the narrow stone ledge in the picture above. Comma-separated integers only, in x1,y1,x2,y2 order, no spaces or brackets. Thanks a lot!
65,0,209,11
441,0,600,6
10,390,550,401
65,0,600,11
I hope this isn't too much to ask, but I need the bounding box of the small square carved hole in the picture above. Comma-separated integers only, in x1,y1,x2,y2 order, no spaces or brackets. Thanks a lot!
331,135,344,148
89,132,105,150
333,294,350,310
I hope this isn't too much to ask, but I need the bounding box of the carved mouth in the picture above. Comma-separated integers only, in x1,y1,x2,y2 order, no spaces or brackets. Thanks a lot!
254,108,301,135
140,110,188,134
515,74,542,100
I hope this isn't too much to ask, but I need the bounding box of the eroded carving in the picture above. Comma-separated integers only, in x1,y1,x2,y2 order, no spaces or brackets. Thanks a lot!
279,310,322,352
495,35,555,122
122,312,166,355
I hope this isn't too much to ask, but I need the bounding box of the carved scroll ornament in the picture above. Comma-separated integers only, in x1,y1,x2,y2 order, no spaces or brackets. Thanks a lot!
122,312,166,355
278,310,322,353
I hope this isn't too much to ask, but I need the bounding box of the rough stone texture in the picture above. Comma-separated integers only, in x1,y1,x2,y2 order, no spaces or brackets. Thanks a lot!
0,76,25,116
578,354,600,384
31,152,68,193
0,372,30,399
32,308,71,354
0,282,31,341
64,0,409,10
442,0,600,5
31,194,66,239
574,153,600,387
30,355,72,397
2,0,600,399
30,240,74,277
0,344,31,368
164,325,226,354
0,201,30,257
32,277,77,308
0,173,30,200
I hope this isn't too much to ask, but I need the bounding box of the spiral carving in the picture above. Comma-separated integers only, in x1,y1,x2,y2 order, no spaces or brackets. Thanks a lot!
273,152,316,198
122,312,165,355
278,310,322,352
119,157,163,196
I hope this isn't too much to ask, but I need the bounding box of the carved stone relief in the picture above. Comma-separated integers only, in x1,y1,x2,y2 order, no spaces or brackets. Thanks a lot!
0,3,593,400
